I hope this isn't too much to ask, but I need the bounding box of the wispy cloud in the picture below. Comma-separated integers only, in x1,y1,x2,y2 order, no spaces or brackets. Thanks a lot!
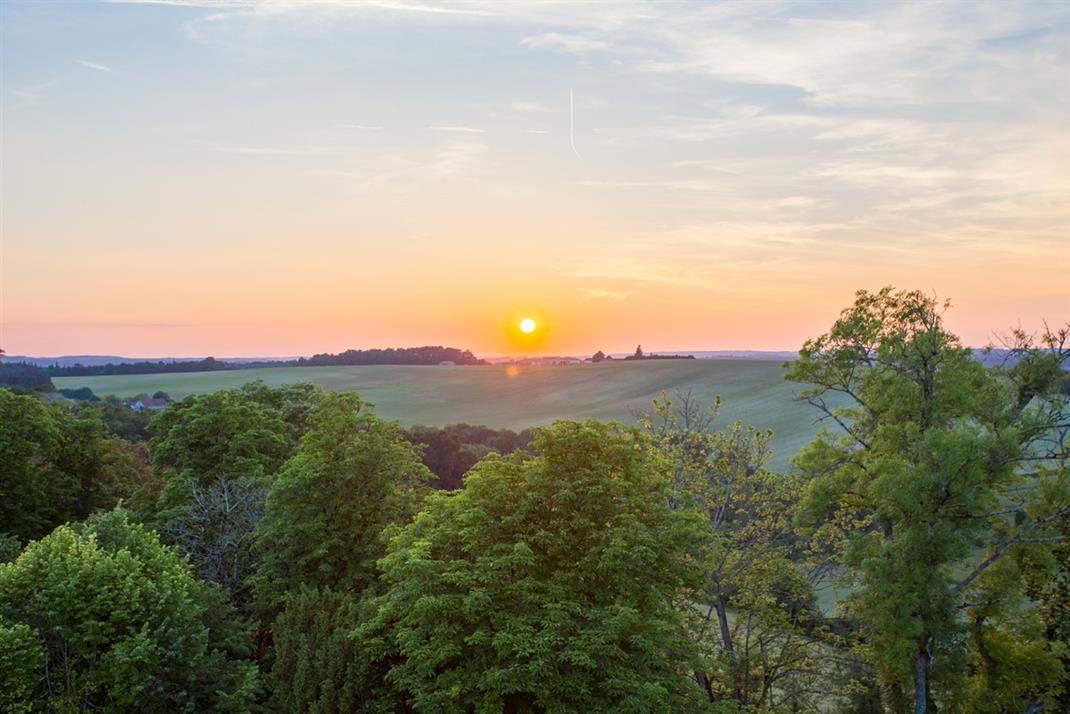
218,146,328,156
7,81,54,109
428,125,485,133
576,179,728,193
520,32,608,54
76,59,113,72
510,100,548,113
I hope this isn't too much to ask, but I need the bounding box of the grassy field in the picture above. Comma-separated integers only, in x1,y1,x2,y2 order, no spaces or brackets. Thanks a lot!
55,360,830,469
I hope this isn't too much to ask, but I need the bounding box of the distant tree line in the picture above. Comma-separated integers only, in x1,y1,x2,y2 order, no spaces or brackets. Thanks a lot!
0,363,55,390
290,345,486,367
1,346,487,379
9,357,235,378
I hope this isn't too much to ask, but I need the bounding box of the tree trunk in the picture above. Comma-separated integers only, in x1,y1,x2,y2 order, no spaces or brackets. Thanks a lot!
915,646,933,714
715,595,734,654
694,670,714,702
715,595,744,701
914,647,931,714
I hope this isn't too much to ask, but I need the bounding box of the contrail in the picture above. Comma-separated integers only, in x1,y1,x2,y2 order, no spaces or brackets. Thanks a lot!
569,88,582,159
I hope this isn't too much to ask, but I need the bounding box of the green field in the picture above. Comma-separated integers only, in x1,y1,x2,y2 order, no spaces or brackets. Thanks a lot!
55,360,829,469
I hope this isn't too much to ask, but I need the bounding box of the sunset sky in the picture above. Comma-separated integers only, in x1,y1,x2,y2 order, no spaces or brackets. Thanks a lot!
2,0,1068,357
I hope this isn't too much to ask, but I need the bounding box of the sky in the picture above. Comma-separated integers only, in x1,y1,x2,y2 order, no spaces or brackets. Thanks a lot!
2,0,1068,357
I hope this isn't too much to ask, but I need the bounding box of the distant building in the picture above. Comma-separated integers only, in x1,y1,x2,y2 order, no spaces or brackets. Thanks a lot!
131,398,167,412
438,360,456,366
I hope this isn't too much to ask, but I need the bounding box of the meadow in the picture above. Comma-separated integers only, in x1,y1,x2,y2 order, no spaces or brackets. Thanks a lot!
55,359,826,470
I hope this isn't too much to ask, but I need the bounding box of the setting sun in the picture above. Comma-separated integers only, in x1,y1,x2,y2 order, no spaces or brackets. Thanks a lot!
519,318,537,334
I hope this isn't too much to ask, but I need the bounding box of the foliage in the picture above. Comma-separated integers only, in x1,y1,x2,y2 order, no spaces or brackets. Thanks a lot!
270,587,395,714
254,392,431,612
234,379,326,444
148,382,322,606
58,386,99,401
786,287,1070,713
0,533,22,564
148,387,294,483
358,420,709,712
44,357,234,377
0,389,63,542
297,345,486,367
0,389,155,544
95,396,153,441
0,616,44,713
0,362,55,390
0,508,259,712
158,474,268,610
52,405,150,522
404,423,533,490
640,391,845,711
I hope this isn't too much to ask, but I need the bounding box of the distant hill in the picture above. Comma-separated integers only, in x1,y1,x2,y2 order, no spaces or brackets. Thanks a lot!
2,355,296,367
53,360,828,471
3,355,192,367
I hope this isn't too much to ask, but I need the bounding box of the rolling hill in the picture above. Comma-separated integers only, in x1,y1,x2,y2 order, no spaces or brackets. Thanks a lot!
54,360,833,470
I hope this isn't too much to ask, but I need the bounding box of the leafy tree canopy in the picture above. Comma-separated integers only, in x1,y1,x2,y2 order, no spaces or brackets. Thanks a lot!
254,392,432,612
359,420,710,713
0,508,259,712
786,287,1070,713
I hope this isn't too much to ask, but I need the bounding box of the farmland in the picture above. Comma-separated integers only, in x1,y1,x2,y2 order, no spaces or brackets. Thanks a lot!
55,359,828,469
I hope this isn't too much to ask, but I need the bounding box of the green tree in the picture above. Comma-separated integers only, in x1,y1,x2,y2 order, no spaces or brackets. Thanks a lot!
786,288,1070,713
253,392,431,613
641,391,841,711
52,405,147,521
149,388,293,483
358,420,709,712
0,389,63,542
270,587,394,714
0,508,259,712
235,380,326,444
148,385,305,606
0,616,44,713
404,423,533,490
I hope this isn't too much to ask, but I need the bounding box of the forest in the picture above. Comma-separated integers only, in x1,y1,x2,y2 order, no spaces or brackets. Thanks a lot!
1,288,1068,714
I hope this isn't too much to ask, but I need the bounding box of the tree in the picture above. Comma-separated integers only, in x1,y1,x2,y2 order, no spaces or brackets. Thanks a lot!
640,391,842,711
0,389,156,544
0,508,259,712
0,616,44,714
0,389,64,542
234,380,326,444
270,587,392,714
149,388,294,483
52,405,148,521
786,288,1070,713
592,350,607,363
358,420,709,712
635,344,644,359
148,385,305,605
253,392,431,613
404,423,533,490
158,474,268,610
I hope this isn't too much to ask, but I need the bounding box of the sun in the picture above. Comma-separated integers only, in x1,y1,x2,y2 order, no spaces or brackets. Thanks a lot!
519,318,537,334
